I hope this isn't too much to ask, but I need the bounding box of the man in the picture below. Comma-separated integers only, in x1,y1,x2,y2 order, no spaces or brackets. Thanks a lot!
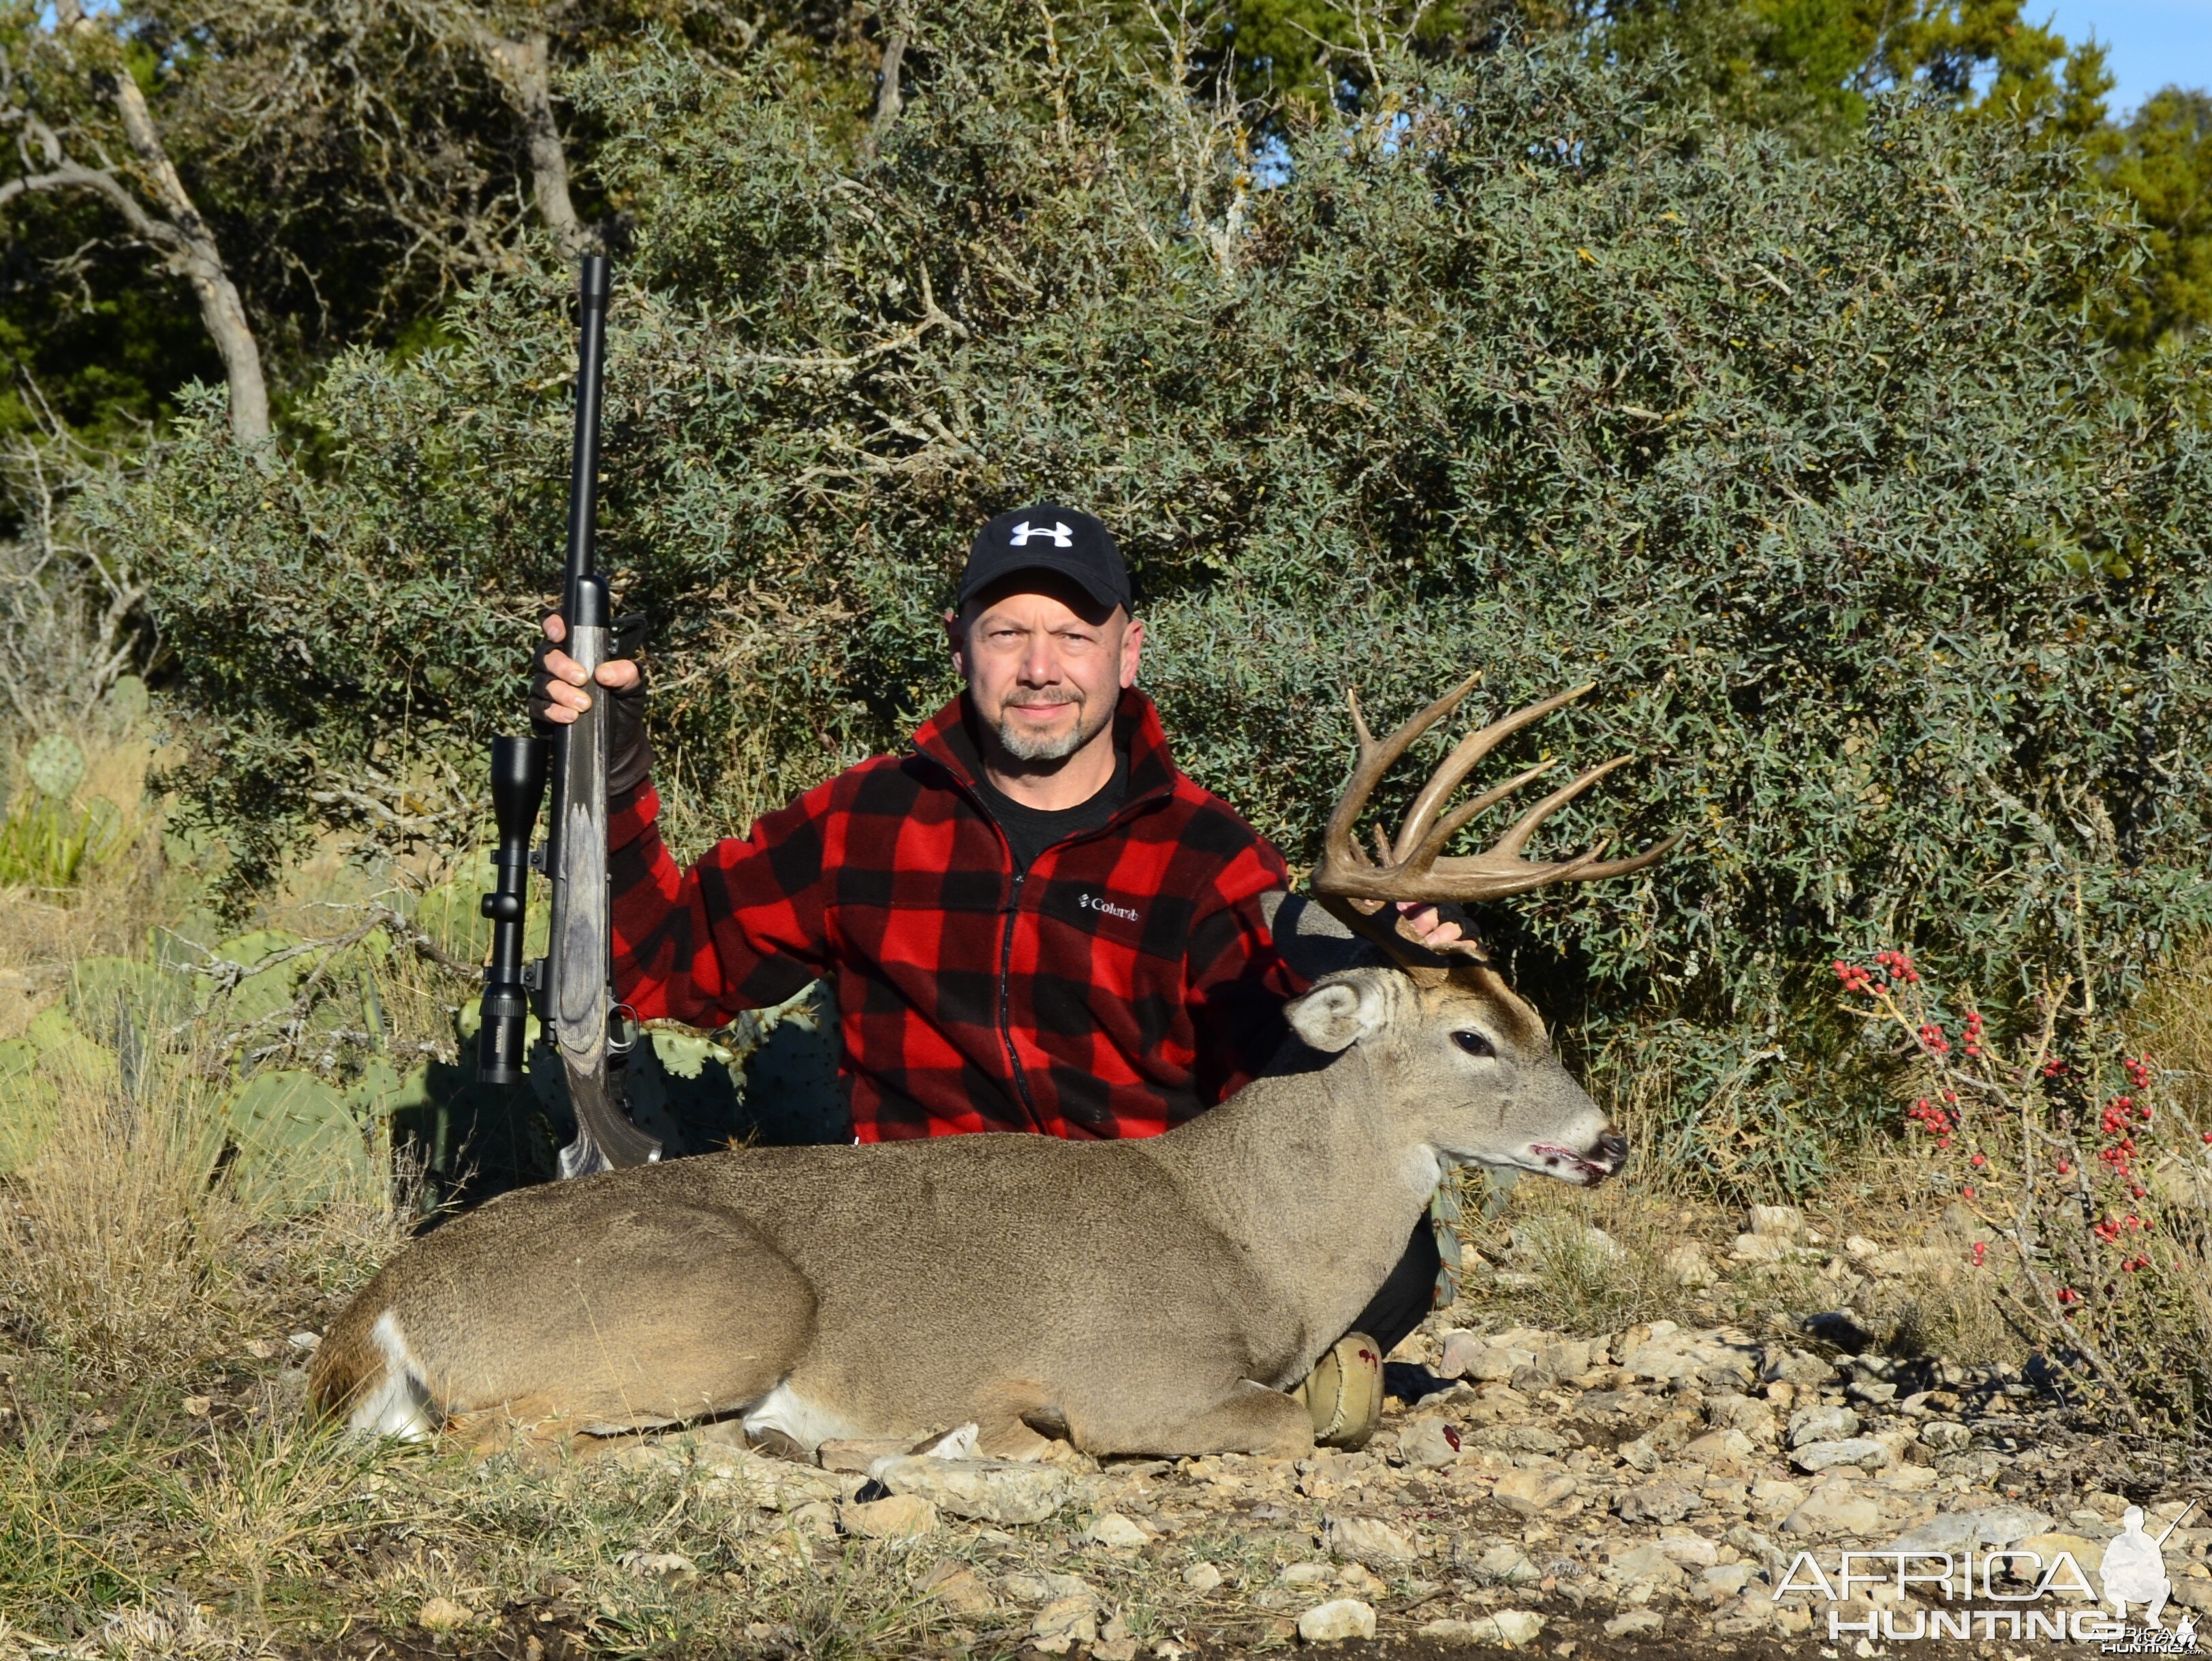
534,503,1458,1444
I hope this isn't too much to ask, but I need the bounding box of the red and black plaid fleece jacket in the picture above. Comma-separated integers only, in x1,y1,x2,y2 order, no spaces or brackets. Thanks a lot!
606,688,1307,1141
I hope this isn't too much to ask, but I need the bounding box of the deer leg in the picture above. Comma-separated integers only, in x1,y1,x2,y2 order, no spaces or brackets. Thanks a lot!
1073,1380,1314,1459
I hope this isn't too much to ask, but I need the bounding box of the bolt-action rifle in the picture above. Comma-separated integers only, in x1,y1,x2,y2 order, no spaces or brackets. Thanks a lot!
475,253,662,1178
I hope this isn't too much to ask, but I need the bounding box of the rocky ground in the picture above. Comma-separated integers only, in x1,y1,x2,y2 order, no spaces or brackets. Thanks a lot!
22,1199,2209,1661
403,1204,2210,1660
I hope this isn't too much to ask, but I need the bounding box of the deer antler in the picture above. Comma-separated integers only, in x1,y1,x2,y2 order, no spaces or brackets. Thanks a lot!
1309,677,1680,978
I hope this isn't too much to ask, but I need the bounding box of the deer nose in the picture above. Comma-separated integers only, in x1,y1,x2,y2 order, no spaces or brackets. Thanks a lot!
1593,1131,1629,1171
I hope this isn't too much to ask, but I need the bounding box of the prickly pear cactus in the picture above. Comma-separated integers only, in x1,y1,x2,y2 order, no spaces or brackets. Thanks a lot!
67,956,191,1036
0,1037,58,1173
25,733,84,799
223,1070,372,1213
107,675,150,728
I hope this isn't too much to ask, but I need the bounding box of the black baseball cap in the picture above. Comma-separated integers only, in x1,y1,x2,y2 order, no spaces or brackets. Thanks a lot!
957,503,1131,615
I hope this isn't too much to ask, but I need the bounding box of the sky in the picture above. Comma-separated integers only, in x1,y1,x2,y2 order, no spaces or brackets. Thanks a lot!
2038,0,2212,115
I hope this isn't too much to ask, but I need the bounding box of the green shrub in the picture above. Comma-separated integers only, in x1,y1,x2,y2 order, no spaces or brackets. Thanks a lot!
70,7,2212,1190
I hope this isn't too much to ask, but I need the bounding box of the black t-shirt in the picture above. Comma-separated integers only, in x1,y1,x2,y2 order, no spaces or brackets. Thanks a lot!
972,747,1130,872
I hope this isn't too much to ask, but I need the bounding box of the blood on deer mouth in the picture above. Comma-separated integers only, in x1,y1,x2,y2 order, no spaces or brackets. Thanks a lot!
1528,1142,1617,1184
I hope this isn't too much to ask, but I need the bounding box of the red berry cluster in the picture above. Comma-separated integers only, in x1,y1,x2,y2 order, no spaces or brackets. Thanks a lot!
1918,1021,1951,1055
1906,1096,1955,1147
1961,1009,1984,1059
1833,949,1920,997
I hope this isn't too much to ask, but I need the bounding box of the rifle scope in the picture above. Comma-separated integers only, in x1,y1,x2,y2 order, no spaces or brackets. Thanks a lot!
476,734,548,1085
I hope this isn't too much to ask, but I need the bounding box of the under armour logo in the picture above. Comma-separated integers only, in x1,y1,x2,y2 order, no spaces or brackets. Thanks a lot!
1009,520,1073,548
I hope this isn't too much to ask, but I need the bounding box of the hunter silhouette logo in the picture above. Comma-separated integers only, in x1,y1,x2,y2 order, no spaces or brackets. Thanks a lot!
2104,1504,2197,1628
1008,520,1074,548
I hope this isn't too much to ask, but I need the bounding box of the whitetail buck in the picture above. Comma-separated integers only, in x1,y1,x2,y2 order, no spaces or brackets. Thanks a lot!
311,679,1674,1459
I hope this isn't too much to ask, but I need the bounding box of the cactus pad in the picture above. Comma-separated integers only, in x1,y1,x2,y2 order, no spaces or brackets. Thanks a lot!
25,734,84,799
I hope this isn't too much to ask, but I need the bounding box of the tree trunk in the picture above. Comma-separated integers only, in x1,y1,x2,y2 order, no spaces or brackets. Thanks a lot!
867,30,907,155
56,0,271,445
470,27,584,249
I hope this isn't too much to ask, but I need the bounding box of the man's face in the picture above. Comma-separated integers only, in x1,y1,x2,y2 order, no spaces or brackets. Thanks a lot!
948,578,1144,764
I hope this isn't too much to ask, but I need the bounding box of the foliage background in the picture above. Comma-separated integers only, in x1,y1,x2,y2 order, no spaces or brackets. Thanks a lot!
5,0,2212,1193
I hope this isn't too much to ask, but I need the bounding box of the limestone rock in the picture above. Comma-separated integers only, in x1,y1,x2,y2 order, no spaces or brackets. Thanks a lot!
839,1493,938,1539
1602,1544,1688,1592
1031,1594,1100,1654
1750,1478,1806,1521
1002,1571,1099,1606
1489,1609,1546,1647
1094,1611,1137,1661
1326,1512,1418,1566
1749,1204,1805,1237
869,1454,1071,1525
680,1441,848,1510
1918,1418,1973,1453
1973,1504,2053,1548
1781,1482,1881,1537
1684,1428,1756,1465
1708,1393,1779,1442
1761,1347,1838,1386
1787,1404,1860,1446
1297,1598,1377,1644
1086,1512,1150,1547
1463,1540,1542,1585
1701,1563,1756,1601
917,1563,998,1616
1790,1437,1892,1474
1400,1417,1466,1469
1604,1609,1665,1638
1655,1535,1720,1567
1492,1467,1577,1515
1422,1610,1547,1647
1664,1243,1717,1288
1183,1562,1225,1592
1615,1483,1699,1525
617,1550,697,1581
2171,1575,2212,1613
1730,1232,1794,1263
1442,1333,1538,1381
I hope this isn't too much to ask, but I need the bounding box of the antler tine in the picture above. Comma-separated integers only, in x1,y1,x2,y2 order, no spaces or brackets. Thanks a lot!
1399,759,1555,876
1561,829,1685,884
1318,672,1480,881
1390,683,1595,865
1425,828,1687,901
1489,754,1634,858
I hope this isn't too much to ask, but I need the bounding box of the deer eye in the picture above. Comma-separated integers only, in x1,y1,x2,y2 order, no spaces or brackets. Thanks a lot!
1452,1030,1496,1059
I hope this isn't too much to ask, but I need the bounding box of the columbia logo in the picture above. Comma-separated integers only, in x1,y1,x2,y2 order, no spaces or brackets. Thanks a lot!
1080,892,1138,922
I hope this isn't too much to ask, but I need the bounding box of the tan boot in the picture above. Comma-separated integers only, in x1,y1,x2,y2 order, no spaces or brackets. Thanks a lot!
1291,1333,1384,1450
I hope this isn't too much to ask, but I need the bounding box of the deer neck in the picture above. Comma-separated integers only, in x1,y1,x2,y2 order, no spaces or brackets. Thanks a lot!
1140,1043,1445,1363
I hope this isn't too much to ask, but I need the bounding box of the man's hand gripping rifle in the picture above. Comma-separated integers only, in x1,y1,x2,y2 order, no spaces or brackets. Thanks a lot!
476,253,663,1177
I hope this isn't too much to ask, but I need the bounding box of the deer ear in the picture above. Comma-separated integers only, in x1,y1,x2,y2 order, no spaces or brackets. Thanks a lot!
1286,973,1386,1053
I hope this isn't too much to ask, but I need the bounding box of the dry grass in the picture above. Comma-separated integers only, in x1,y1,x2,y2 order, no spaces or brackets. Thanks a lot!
0,1052,253,1380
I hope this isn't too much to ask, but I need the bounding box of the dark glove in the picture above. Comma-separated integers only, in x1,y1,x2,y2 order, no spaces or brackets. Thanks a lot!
529,612,655,796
